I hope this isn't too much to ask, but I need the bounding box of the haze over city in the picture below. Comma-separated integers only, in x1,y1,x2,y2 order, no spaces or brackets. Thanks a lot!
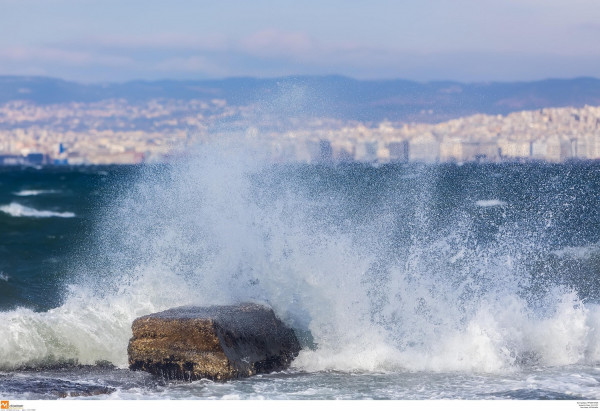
2,1,600,166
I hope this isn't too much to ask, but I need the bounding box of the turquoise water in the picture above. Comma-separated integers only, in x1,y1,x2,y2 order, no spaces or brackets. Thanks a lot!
1,159,600,399
0,166,139,311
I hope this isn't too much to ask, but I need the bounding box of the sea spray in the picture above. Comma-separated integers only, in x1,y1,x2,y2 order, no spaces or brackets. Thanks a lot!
1,145,600,375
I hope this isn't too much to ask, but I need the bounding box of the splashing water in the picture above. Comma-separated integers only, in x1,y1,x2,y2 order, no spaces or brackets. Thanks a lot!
1,140,600,376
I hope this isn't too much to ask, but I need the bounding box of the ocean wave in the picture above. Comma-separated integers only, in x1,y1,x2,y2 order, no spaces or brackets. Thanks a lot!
475,199,507,207
0,274,199,370
13,190,59,197
551,245,600,259
0,203,75,218
0,300,139,369
2,142,598,375
3,283,600,374
294,294,600,374
0,272,9,282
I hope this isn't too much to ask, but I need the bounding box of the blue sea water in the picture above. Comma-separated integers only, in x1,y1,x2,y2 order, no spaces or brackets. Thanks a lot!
1,147,600,400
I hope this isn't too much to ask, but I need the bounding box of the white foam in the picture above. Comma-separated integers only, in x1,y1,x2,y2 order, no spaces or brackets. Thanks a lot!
0,275,195,369
475,199,507,207
294,293,600,374
0,203,75,218
551,245,600,259
13,190,59,197
2,140,598,375
0,272,9,281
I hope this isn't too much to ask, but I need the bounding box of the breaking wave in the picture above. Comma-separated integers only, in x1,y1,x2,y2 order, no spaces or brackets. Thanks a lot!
13,190,60,197
1,141,599,375
0,203,75,218
475,199,507,207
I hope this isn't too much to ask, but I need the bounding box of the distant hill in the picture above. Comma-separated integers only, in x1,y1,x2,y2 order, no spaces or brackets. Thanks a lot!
2,75,600,123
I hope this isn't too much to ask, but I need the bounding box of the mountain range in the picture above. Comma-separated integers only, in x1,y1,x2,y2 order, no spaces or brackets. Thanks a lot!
2,75,600,123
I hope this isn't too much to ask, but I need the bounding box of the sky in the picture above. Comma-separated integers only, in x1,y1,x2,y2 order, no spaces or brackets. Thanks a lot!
1,0,600,83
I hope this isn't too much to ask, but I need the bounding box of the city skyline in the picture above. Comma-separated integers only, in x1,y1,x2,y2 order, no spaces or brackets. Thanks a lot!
1,0,600,83
2,95,599,165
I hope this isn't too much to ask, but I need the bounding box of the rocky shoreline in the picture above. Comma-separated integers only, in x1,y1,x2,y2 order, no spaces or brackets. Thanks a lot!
128,303,301,381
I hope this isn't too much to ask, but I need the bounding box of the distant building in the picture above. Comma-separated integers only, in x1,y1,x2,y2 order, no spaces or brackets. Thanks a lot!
336,148,354,162
355,141,378,162
591,135,600,158
318,139,333,163
440,138,463,162
409,134,439,162
305,139,333,163
440,139,499,162
0,153,47,166
545,135,572,162
0,155,23,165
498,139,530,159
25,153,45,165
333,141,355,162
463,142,499,162
570,139,578,158
387,141,409,162
531,140,548,160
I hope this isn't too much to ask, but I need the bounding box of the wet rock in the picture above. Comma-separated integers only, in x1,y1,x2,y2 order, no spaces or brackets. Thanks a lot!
128,303,300,381
0,375,115,399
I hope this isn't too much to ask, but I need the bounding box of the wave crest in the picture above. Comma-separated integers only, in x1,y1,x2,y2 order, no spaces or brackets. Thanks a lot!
0,202,75,218
475,199,507,207
2,143,599,374
13,190,59,197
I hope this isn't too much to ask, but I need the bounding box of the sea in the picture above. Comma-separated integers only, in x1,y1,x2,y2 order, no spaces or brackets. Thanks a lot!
1,143,600,401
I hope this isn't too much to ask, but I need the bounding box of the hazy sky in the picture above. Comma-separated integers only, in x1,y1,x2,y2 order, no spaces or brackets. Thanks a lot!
1,0,600,83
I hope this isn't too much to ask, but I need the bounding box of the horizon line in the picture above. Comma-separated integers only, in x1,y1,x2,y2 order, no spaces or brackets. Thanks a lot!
2,73,600,86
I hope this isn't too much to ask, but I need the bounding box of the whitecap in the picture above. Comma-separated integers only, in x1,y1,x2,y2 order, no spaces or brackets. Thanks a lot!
551,245,600,259
475,199,507,207
0,203,75,218
13,190,59,197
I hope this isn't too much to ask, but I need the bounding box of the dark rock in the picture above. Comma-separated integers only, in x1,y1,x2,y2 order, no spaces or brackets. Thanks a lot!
0,375,115,399
127,303,300,381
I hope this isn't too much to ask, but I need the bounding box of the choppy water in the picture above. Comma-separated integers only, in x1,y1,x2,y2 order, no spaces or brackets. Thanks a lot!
1,146,600,400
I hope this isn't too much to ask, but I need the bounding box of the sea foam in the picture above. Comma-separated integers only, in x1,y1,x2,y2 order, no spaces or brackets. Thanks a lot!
0,203,75,218
13,190,59,196
475,199,507,207
1,141,599,375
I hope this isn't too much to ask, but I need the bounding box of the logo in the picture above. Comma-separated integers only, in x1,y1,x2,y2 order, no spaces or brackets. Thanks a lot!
0,401,8,409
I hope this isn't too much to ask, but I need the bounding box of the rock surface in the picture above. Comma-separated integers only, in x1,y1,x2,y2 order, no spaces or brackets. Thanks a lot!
127,303,300,381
